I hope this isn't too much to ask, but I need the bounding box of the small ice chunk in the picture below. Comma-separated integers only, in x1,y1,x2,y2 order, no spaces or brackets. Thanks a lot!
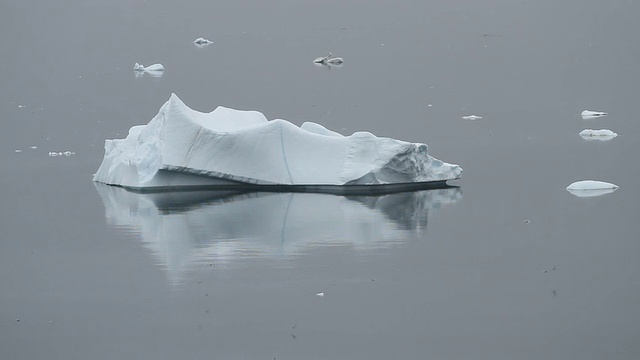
581,110,607,119
18,105,25,108
48,151,75,157
14,149,22,153
313,52,344,66
567,180,618,190
134,63,165,72
566,180,618,197
194,37,213,45
579,129,617,140
144,64,165,72
462,115,482,120
316,292,325,297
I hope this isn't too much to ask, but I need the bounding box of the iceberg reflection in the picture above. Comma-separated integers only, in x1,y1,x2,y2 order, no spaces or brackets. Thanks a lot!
95,184,461,281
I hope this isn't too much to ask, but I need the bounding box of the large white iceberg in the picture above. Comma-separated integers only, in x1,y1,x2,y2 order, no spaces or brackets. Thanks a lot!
93,94,462,191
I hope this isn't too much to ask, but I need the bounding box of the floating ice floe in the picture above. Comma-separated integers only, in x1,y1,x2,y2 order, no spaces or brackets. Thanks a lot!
566,180,618,197
579,129,617,141
14,149,22,153
193,37,213,46
48,151,75,157
581,110,607,119
29,146,37,149
316,292,325,297
313,52,344,66
134,63,165,77
462,115,482,120
93,94,462,191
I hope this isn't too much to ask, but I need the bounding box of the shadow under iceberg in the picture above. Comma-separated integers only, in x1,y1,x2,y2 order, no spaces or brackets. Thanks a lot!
94,184,462,282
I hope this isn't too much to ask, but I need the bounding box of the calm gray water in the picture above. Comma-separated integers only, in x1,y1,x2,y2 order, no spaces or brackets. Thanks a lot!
2,1,640,359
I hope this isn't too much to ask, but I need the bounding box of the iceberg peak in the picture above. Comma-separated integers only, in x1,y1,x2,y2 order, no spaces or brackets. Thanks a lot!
93,94,462,191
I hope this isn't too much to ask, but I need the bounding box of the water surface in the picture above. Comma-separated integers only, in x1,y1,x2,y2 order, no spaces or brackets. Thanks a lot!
1,0,640,359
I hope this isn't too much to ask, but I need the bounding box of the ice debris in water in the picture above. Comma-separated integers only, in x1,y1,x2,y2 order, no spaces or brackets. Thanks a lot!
15,149,22,153
93,94,462,190
579,129,617,140
313,52,344,65
316,292,325,297
581,110,607,119
29,146,38,149
566,180,618,198
194,37,213,45
48,151,75,157
462,115,482,120
134,63,165,72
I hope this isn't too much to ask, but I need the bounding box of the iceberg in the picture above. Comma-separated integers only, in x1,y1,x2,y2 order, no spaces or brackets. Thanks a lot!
93,94,462,192
462,115,482,120
579,129,617,140
566,180,618,197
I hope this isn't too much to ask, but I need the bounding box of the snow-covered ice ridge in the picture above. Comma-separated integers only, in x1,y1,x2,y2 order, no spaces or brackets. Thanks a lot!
93,94,462,190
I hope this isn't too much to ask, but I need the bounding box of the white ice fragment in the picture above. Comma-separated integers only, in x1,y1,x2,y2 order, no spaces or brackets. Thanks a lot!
313,52,344,66
193,37,213,45
316,292,325,297
15,149,22,153
567,187,617,198
134,63,165,73
566,180,618,197
18,105,25,108
29,146,37,149
579,129,617,140
567,180,618,190
48,151,75,157
581,110,607,119
144,64,165,72
462,115,482,120
93,94,462,189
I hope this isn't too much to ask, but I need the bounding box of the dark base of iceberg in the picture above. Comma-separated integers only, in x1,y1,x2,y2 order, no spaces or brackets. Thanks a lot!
119,169,455,195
